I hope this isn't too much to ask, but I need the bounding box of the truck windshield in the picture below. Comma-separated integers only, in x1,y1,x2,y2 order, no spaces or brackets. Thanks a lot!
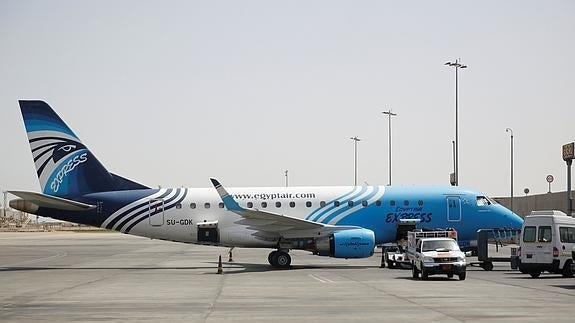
422,240,459,252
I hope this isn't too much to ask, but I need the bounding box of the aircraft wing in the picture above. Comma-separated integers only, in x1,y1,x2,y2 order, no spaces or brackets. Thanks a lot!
210,178,360,239
9,190,96,212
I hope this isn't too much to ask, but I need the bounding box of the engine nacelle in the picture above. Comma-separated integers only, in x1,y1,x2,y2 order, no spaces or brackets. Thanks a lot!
315,228,375,258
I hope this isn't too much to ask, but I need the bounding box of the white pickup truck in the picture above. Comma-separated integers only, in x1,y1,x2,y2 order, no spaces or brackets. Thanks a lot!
407,230,467,280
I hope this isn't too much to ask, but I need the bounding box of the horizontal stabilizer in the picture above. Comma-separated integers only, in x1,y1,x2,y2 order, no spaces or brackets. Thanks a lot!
9,190,96,213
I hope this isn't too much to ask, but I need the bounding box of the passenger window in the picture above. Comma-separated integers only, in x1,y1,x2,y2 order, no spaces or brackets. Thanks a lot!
261,202,267,208
538,226,552,242
403,200,409,206
334,201,340,207
559,227,575,243
247,202,253,208
362,201,368,207
418,200,424,206
204,203,211,209
348,201,354,207
289,201,295,208
306,201,312,208
523,226,536,242
390,200,396,206
375,200,382,207
275,201,281,208
176,203,182,209
320,201,326,207
219,202,224,209
190,203,196,209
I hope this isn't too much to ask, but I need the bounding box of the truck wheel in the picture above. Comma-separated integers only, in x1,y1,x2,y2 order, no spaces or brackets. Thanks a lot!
561,260,574,278
388,261,395,269
529,271,541,278
447,273,454,279
412,263,419,279
420,263,428,280
481,261,494,271
459,271,466,280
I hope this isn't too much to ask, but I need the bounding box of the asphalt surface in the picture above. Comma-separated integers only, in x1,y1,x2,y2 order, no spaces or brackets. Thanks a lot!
1,232,574,322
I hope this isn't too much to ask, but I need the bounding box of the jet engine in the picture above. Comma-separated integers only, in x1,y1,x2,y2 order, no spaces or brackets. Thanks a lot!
315,228,375,258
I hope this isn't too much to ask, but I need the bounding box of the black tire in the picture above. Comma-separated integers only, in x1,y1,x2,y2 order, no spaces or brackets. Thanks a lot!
420,263,428,280
459,271,466,280
529,271,541,278
388,261,395,269
412,262,419,278
447,273,454,279
481,261,494,271
561,260,574,278
268,251,278,266
273,251,291,268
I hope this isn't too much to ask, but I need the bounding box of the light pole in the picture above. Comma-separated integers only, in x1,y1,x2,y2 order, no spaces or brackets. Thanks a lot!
382,110,397,186
350,136,361,186
506,128,514,213
445,59,467,186
284,170,288,187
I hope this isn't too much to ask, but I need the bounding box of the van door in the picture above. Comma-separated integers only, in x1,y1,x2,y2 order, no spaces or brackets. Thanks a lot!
536,225,553,264
521,225,537,263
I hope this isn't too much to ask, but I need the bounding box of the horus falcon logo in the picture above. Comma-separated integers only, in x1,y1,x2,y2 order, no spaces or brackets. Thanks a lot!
30,136,89,194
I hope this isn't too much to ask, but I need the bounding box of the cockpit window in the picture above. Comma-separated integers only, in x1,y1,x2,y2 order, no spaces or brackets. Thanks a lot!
477,196,491,206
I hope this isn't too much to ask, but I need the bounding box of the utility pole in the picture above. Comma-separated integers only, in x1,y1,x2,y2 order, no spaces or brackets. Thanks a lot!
382,110,397,185
445,59,468,186
350,136,361,186
563,142,574,216
506,128,514,213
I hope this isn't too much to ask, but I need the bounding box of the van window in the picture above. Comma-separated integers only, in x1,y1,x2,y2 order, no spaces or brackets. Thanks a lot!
523,226,536,242
538,226,552,242
559,227,575,243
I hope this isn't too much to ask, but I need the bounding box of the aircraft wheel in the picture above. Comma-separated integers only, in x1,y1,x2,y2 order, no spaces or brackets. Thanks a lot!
268,251,278,266
273,251,291,268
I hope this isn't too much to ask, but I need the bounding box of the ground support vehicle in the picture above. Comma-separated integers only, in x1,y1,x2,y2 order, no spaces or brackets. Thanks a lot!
518,210,575,278
407,230,467,280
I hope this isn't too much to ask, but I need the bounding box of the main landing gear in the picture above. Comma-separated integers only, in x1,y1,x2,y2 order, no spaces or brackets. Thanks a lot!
268,250,291,268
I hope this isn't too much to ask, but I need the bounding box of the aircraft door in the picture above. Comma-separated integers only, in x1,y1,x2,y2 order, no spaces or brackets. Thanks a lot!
446,196,461,222
197,221,219,243
148,198,165,226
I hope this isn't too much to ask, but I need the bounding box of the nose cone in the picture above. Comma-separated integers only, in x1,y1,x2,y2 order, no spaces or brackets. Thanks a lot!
499,206,523,228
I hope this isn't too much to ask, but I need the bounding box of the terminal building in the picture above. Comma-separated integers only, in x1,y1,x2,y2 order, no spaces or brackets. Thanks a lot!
495,190,573,217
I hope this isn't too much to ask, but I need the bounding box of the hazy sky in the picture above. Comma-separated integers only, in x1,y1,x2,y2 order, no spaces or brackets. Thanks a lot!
1,0,574,198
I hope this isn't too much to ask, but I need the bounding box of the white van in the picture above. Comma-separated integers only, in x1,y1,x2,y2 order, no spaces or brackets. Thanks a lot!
518,210,575,278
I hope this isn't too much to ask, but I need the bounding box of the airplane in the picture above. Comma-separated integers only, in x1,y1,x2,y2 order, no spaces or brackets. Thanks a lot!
9,100,524,268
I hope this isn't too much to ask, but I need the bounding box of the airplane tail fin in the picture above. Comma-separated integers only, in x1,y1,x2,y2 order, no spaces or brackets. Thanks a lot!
19,100,149,197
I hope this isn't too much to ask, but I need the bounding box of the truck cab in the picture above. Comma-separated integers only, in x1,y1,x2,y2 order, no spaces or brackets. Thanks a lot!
408,230,467,280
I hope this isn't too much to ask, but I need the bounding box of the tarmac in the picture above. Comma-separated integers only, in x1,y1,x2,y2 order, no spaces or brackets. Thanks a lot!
1,232,574,322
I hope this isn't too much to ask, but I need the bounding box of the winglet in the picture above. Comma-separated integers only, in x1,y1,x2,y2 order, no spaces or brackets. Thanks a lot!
210,178,243,212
